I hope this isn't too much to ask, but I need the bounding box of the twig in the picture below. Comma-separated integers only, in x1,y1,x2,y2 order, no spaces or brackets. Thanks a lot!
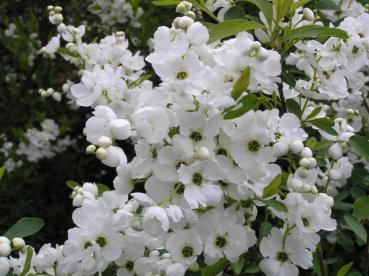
277,82,287,114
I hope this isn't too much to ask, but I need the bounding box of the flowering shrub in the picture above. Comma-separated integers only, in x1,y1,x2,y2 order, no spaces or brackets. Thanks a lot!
1,0,369,276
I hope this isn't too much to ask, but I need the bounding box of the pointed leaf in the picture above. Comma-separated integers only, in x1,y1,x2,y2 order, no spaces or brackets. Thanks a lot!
231,67,251,100
236,0,273,26
344,215,367,243
223,94,258,120
350,135,369,162
4,217,44,239
353,196,369,220
337,262,353,276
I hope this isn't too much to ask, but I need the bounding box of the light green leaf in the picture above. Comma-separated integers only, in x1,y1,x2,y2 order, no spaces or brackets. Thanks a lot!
4,217,44,240
273,0,292,22
264,199,288,212
353,196,369,220
350,135,369,162
290,0,312,12
344,215,367,243
97,183,111,197
263,173,287,198
310,118,338,136
231,67,251,100
337,262,353,276
236,0,273,26
223,94,258,120
0,164,7,180
201,258,229,276
207,19,264,43
316,0,340,10
20,247,33,276
286,25,349,40
305,107,322,121
151,0,180,6
231,255,245,275
66,180,79,190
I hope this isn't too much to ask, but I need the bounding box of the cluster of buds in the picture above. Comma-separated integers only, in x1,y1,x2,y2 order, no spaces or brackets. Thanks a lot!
0,236,26,257
48,6,63,26
38,88,62,102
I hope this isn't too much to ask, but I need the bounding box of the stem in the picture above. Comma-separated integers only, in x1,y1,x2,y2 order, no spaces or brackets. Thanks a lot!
363,96,369,115
318,244,328,276
364,221,369,276
277,82,287,114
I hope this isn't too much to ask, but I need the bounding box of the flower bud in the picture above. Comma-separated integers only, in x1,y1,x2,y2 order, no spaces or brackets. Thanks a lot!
290,140,304,154
47,5,54,11
188,262,200,272
149,250,160,257
303,8,314,21
110,119,131,140
273,141,289,157
96,136,112,148
251,41,261,51
162,253,171,259
177,16,194,30
0,237,10,245
197,147,210,160
96,147,108,160
301,147,313,158
328,143,343,160
289,178,303,189
302,183,311,192
328,169,341,180
0,243,11,257
299,158,310,168
52,92,62,102
185,11,196,20
12,238,25,249
296,167,308,178
307,157,317,169
57,23,66,33
257,48,269,61
310,186,318,194
86,145,96,154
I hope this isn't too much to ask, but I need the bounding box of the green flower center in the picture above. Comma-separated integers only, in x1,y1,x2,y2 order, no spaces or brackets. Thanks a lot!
216,148,228,156
247,140,260,152
182,245,195,258
277,251,289,263
84,241,93,249
96,236,107,248
192,173,203,186
215,236,227,248
177,71,188,80
190,131,202,142
174,182,185,195
125,260,134,271
302,217,310,227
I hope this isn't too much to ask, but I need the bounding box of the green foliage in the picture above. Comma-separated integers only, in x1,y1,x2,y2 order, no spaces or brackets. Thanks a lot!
4,217,44,240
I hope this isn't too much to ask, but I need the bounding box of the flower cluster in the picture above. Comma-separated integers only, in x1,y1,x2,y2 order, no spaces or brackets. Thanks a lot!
2,1,369,276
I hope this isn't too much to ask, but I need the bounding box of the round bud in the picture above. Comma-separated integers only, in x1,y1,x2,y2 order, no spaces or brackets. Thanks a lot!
310,186,318,194
296,167,308,178
290,140,304,154
257,48,269,61
273,141,289,157
185,11,196,20
12,238,25,249
96,147,108,160
46,88,54,95
329,169,341,180
251,41,261,51
197,147,210,160
0,243,11,257
188,262,200,272
72,194,83,207
62,83,70,92
328,143,343,160
40,90,48,98
86,145,96,154
57,23,66,33
307,157,317,169
161,253,171,259
302,183,311,192
47,5,54,11
347,109,355,115
177,16,194,30
299,158,310,168
52,92,62,102
0,237,10,245
149,250,160,257
110,119,131,140
301,147,313,158
176,2,187,14
53,14,63,25
96,136,112,148
289,178,303,189
303,8,314,21
54,6,63,12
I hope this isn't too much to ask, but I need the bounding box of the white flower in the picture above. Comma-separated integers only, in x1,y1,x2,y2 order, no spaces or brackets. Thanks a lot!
143,206,170,236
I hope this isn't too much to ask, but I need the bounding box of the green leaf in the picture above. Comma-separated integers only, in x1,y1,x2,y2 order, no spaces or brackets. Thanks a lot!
290,0,312,12
231,256,245,275
231,67,251,100
337,262,353,276
286,99,301,118
286,25,349,41
353,196,369,220
264,199,288,212
201,258,230,276
4,217,44,239
66,180,79,190
207,19,263,43
344,215,367,243
243,262,260,273
0,164,6,180
310,118,338,136
20,247,33,276
350,135,369,162
305,107,322,121
236,0,273,26
273,0,293,22
223,94,258,120
263,173,287,198
224,5,246,20
151,0,180,6
97,183,111,197
316,0,340,10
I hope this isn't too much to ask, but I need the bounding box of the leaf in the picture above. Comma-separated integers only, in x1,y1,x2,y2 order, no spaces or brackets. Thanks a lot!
286,99,301,118
263,173,286,198
310,118,338,136
20,247,33,276
207,19,263,43
224,5,246,20
231,67,251,100
201,258,229,276
286,25,349,41
344,215,367,243
353,196,369,220
290,0,312,12
316,0,340,10
0,164,6,180
151,0,180,6
337,262,353,276
97,183,111,197
350,135,369,162
4,217,44,239
305,107,322,121
223,94,258,120
236,0,273,26
273,0,292,22
231,256,245,275
66,180,79,190
243,262,260,273
264,199,288,212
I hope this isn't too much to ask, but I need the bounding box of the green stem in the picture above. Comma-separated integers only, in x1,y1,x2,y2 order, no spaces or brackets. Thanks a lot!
318,244,328,276
277,82,287,114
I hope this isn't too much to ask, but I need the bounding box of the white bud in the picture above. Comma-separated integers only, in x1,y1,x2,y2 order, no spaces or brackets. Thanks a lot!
296,167,308,178
62,83,70,92
149,250,160,257
301,147,313,158
289,178,303,189
302,183,311,192
86,145,96,154
72,194,83,207
251,41,261,51
328,143,343,160
310,186,318,194
162,253,171,259
96,147,108,160
299,158,310,168
54,6,63,12
188,262,200,272
0,237,10,245
329,169,341,180
57,23,66,33
197,147,210,160
109,119,131,140
12,238,25,249
257,47,269,61
46,88,54,95
0,243,11,257
40,90,48,98
290,140,304,154
307,157,317,169
177,16,194,30
303,8,315,21
52,92,62,102
96,136,112,148
53,14,63,24
185,11,196,19
47,5,54,11
273,141,289,157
